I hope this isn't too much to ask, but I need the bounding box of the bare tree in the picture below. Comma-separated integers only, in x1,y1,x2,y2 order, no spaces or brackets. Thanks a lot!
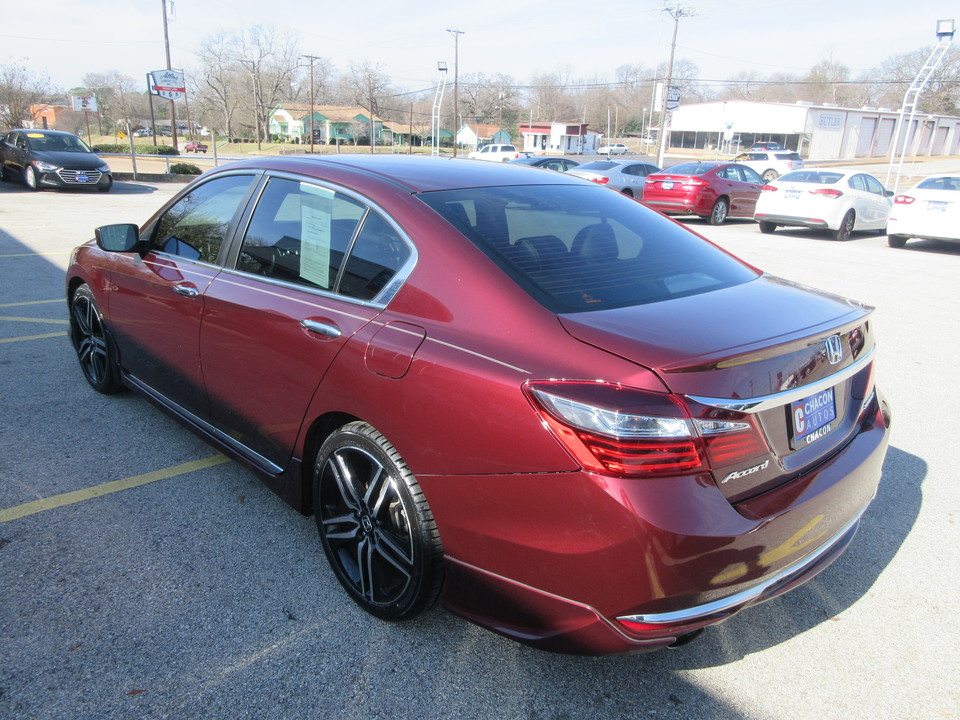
194,31,246,136
0,62,53,128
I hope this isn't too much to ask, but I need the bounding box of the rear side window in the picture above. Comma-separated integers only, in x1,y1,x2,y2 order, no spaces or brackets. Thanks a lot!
418,185,758,313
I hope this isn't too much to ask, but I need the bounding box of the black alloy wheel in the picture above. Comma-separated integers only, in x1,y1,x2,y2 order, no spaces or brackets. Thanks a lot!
708,197,729,225
314,421,443,621
833,211,855,241
70,284,122,393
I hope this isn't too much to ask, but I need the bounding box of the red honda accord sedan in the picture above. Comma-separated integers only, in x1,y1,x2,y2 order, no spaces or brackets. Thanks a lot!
66,155,891,655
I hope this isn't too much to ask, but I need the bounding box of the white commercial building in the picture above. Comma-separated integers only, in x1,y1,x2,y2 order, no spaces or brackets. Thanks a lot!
667,100,960,160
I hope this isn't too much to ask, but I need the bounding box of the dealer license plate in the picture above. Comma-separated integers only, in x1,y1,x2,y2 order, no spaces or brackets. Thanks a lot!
661,181,674,190
76,173,89,183
927,201,947,212
790,387,836,447
785,189,800,199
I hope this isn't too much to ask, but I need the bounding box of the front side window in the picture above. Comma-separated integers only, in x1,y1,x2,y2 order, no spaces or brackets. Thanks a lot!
150,174,255,263
418,184,758,313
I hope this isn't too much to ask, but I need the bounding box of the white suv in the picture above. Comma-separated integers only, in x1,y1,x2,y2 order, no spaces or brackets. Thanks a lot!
598,143,629,155
732,151,804,181
467,144,520,162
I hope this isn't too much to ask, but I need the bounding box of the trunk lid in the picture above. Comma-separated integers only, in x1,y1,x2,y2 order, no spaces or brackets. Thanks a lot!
558,275,876,501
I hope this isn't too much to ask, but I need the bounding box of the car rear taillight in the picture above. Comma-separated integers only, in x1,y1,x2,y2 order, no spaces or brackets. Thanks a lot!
681,178,707,187
810,188,843,199
894,194,915,204
760,185,778,192
591,177,610,185
524,381,768,478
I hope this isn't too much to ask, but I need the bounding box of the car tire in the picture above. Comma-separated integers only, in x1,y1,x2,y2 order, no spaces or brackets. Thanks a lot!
887,234,908,248
313,421,444,621
98,177,113,193
762,169,779,181
708,197,729,225
833,211,855,241
758,221,777,234
23,165,40,191
69,284,123,394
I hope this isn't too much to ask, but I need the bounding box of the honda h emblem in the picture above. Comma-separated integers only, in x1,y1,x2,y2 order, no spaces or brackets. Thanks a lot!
825,335,844,365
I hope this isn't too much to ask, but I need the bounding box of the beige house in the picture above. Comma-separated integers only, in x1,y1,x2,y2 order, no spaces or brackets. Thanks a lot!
269,104,385,144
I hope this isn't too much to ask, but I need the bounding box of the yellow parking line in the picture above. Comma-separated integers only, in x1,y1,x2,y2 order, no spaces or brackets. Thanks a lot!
0,299,62,308
0,331,68,344
0,315,69,324
0,455,231,523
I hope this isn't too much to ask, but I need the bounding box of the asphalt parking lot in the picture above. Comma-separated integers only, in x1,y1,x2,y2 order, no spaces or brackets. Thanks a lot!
1,172,959,720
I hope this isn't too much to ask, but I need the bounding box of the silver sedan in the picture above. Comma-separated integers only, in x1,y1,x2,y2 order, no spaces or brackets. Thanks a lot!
568,159,661,198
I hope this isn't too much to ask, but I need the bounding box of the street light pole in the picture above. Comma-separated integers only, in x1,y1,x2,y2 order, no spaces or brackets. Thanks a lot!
238,59,261,150
446,28,464,157
303,54,322,153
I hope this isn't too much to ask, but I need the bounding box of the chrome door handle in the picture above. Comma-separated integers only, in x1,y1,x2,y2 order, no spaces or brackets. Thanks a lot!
300,319,342,339
173,284,199,298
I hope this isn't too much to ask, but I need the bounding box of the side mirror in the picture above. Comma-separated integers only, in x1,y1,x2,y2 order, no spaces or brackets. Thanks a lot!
91,146,101,153
95,223,141,253
884,189,894,197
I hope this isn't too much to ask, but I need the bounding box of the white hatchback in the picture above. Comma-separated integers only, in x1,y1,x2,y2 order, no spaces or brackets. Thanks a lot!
754,168,893,241
886,175,960,248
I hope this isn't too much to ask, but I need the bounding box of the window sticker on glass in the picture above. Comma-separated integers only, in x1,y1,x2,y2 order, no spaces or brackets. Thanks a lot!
300,183,335,288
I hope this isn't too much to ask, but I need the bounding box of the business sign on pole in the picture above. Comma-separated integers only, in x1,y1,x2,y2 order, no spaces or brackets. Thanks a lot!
666,85,682,111
72,96,98,112
149,69,186,100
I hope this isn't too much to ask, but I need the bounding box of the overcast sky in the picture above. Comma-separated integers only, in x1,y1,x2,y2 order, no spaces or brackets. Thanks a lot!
2,0,958,93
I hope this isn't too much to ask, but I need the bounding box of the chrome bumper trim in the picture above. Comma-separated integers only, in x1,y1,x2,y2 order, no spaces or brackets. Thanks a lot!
618,505,867,627
687,347,874,413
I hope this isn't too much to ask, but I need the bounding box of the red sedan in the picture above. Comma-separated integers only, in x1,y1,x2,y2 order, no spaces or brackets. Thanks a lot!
641,161,765,224
67,155,890,655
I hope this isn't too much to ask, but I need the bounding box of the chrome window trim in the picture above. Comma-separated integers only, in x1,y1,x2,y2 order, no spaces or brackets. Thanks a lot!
228,170,418,308
687,346,874,413
617,504,867,627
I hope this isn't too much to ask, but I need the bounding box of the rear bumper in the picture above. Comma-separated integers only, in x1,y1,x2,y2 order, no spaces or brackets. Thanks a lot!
754,213,830,229
641,198,709,216
425,393,891,654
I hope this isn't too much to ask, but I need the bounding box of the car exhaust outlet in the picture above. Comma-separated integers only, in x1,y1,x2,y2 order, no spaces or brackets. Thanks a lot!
667,628,704,649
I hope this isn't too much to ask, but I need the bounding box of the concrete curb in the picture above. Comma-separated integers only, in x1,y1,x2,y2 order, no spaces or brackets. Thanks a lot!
112,172,194,183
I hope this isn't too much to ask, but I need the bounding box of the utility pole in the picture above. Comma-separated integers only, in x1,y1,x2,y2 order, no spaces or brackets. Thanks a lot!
238,59,261,150
656,3,695,169
303,54,322,153
161,0,178,150
446,28,464,157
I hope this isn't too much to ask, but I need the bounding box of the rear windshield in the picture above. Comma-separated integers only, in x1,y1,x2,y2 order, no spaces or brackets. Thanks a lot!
417,184,758,313
661,162,712,175
917,176,960,191
575,161,618,171
779,170,843,184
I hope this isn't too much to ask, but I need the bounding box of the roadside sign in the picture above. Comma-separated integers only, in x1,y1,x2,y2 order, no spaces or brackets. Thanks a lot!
150,69,186,100
72,96,98,112
666,86,681,111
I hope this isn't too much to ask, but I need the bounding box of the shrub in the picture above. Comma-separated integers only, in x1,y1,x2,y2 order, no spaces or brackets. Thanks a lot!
94,143,180,156
170,163,202,175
